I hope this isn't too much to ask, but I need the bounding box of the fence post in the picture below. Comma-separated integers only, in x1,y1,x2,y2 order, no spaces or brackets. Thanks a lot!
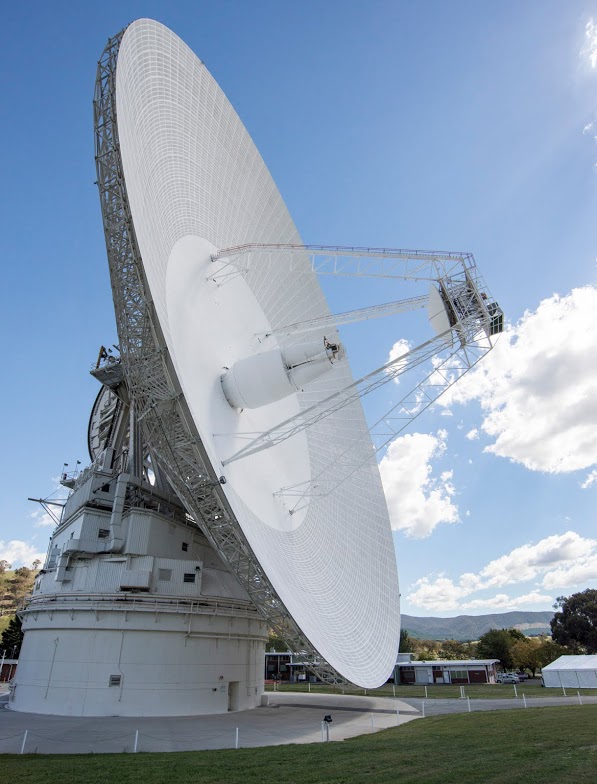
235,727,239,748
562,686,566,696
460,685,465,699
514,684,518,698
522,694,527,708
20,730,28,755
467,696,471,713
421,701,425,718
578,690,583,706
133,729,139,753
308,682,311,693
393,683,396,698
396,709,400,725
424,685,428,699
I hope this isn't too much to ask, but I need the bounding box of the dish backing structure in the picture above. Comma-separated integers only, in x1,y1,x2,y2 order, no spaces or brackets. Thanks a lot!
12,19,502,717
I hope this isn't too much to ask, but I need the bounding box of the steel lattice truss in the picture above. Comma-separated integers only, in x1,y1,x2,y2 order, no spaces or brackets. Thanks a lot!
214,244,500,512
93,30,342,684
94,33,501,684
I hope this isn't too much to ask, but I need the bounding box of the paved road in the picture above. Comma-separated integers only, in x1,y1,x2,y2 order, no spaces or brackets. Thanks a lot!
400,694,597,716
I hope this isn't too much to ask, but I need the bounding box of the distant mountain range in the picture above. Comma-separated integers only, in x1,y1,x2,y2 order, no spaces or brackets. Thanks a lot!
402,610,554,641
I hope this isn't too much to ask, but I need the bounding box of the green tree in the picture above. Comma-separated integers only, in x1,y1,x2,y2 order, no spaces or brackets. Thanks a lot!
511,638,542,677
507,628,526,643
4,568,35,605
266,633,288,652
536,639,568,668
410,638,441,660
476,629,517,670
438,639,469,660
399,628,413,653
0,615,23,657
551,590,597,653
0,561,10,574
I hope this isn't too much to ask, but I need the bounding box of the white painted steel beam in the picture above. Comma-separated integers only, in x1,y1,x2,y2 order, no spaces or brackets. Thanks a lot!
258,295,427,337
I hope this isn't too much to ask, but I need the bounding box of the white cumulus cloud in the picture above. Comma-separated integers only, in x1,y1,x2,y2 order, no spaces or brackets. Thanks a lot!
386,338,412,384
581,18,597,69
30,510,58,528
541,554,597,589
581,469,597,489
407,575,471,612
406,531,597,612
0,540,46,569
479,531,596,587
379,429,459,537
461,591,552,611
442,287,597,475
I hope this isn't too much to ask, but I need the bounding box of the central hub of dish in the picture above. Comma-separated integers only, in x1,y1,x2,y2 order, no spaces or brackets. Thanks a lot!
221,339,344,409
165,235,315,532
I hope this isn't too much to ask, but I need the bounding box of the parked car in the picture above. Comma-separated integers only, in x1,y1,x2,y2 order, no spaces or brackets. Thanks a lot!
496,673,520,684
516,672,530,680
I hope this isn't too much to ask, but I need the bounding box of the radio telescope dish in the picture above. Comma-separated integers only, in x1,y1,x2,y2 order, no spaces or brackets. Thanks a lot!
94,18,400,687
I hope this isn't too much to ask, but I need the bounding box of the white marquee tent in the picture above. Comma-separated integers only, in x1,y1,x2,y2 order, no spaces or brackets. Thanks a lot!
542,655,597,688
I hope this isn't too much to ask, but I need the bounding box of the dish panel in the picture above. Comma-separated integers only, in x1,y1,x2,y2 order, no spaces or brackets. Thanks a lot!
115,18,400,686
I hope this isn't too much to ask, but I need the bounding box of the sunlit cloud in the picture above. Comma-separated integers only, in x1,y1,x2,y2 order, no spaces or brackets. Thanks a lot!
379,429,459,537
461,591,552,611
581,469,597,489
407,531,597,611
30,510,58,529
0,540,46,569
441,287,597,476
386,338,412,384
581,18,597,69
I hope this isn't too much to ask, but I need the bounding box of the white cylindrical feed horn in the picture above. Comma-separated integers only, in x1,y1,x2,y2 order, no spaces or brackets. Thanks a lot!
221,338,345,409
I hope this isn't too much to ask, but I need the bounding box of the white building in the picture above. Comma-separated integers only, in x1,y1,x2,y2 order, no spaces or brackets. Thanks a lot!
542,655,597,689
12,449,267,717
394,655,499,685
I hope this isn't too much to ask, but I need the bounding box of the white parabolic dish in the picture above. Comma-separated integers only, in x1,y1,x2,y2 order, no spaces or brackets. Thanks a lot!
115,18,400,687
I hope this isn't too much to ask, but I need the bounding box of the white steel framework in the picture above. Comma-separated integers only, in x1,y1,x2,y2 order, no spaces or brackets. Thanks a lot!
92,21,501,688
93,29,344,684
212,243,501,514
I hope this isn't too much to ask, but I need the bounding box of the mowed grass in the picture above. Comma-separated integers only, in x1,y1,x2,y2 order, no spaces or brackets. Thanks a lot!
266,680,597,700
3,705,597,784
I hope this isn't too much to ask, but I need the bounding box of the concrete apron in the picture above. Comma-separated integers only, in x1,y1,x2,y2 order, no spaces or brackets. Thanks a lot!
0,691,419,755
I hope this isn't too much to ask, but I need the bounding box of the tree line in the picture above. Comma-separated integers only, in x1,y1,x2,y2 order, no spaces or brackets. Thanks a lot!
399,589,597,675
399,627,566,675
0,561,40,658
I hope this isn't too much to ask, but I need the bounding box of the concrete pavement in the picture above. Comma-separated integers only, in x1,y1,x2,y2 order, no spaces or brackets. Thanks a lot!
2,687,596,755
0,691,419,754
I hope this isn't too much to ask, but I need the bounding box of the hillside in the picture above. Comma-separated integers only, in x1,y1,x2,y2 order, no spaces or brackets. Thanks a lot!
402,610,554,641
0,566,38,635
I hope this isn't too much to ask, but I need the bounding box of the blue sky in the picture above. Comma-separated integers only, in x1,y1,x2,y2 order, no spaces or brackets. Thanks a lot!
2,1,597,617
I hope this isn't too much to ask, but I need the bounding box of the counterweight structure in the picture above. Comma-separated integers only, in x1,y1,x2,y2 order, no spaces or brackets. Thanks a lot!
13,358,267,716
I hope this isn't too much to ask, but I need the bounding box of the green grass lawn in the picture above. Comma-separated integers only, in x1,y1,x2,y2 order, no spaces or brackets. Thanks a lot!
3,705,597,784
266,680,597,700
